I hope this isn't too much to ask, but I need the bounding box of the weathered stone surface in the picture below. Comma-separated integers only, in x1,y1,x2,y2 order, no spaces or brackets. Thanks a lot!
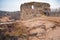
20,17,60,40
20,2,50,20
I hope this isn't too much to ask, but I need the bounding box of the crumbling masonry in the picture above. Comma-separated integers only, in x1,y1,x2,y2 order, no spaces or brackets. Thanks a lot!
20,2,50,20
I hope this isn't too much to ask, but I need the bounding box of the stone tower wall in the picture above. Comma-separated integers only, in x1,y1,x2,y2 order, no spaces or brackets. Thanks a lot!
20,2,50,20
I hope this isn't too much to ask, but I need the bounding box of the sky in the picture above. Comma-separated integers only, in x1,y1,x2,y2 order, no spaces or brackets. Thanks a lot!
0,0,60,11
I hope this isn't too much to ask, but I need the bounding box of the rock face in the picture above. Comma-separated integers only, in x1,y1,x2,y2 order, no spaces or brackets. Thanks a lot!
0,16,10,22
21,17,60,40
0,17,60,40
46,27,60,40
20,2,50,20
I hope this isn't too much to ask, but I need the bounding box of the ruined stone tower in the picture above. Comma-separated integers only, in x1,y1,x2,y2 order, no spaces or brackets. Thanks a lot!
20,2,50,20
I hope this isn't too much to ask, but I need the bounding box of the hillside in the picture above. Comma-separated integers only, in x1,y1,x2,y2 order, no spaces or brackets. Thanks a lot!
0,11,20,20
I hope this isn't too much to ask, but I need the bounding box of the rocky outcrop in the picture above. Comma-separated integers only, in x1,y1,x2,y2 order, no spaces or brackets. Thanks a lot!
20,17,60,40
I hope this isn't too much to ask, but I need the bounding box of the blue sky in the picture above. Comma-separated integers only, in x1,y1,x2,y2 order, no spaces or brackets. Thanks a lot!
0,0,60,11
